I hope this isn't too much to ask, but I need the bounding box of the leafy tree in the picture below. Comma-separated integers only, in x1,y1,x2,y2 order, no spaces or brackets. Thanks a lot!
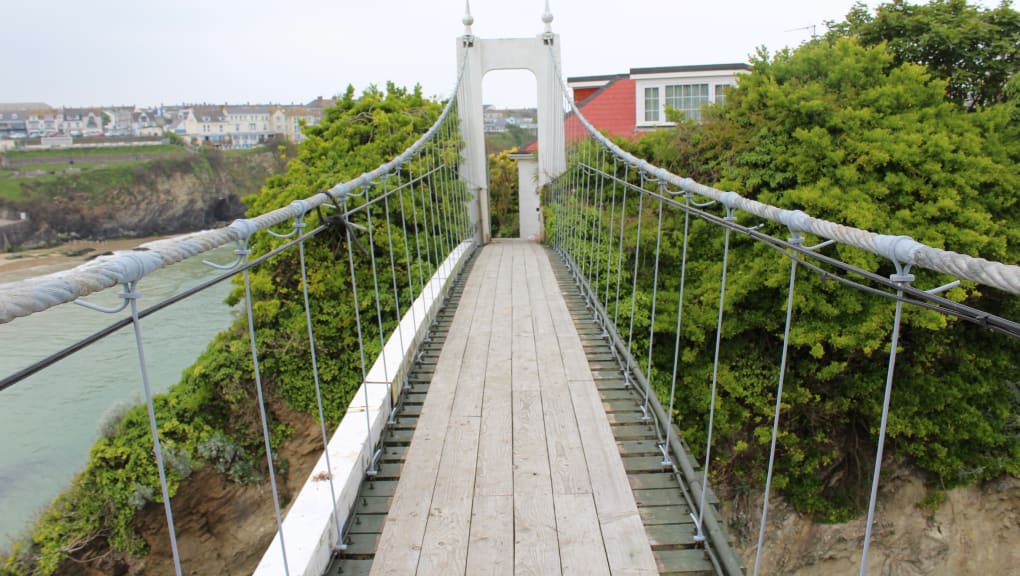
1,83,463,575
608,37,1020,519
485,124,535,156
829,0,1020,110
488,148,520,237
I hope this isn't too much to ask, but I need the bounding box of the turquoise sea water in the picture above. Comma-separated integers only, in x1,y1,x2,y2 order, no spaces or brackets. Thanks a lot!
0,246,236,550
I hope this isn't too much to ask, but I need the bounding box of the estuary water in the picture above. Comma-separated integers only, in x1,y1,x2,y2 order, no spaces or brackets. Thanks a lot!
0,245,236,549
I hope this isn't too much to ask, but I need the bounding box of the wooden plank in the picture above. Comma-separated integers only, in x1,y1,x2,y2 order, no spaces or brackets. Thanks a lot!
639,505,696,526
554,493,611,576
348,514,387,534
513,388,560,575
628,473,680,491
653,549,714,575
534,250,593,382
624,456,671,474
511,244,540,392
633,488,687,507
417,416,481,575
335,559,373,576
345,532,381,555
645,524,700,549
600,511,660,576
534,245,657,575
511,244,558,576
476,244,514,497
524,244,592,497
451,244,501,417
567,376,659,575
465,494,513,576
371,247,492,576
356,497,392,514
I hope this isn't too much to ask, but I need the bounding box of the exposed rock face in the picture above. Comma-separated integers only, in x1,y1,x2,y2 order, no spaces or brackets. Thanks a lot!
53,401,325,576
2,149,285,249
723,465,1020,575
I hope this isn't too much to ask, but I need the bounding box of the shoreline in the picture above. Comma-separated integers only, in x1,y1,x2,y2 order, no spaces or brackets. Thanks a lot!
0,236,170,281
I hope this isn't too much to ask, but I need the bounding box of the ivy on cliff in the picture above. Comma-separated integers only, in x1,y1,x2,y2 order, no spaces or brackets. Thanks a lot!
2,83,460,574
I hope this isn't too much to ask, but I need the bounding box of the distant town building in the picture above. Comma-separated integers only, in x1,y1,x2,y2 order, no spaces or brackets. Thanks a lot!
176,99,329,148
61,108,106,137
0,98,331,147
22,104,62,137
0,103,38,139
483,105,538,134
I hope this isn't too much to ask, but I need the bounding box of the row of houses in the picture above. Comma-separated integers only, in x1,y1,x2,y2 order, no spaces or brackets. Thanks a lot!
483,106,538,134
176,98,331,148
0,99,333,148
0,103,164,139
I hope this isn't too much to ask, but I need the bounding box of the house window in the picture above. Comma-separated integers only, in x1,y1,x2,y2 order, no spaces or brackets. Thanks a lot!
714,84,732,105
665,84,710,121
643,87,660,123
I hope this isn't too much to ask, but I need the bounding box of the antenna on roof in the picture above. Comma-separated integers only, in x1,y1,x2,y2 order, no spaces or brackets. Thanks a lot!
785,23,819,39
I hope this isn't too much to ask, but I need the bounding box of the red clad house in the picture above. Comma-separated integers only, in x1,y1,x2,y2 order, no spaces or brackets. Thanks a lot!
524,63,749,153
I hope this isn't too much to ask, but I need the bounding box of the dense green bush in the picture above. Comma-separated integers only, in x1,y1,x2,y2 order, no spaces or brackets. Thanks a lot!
1,83,464,574
552,34,1019,521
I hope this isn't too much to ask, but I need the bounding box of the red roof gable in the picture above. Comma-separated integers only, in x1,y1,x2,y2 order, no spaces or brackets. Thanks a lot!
525,78,636,153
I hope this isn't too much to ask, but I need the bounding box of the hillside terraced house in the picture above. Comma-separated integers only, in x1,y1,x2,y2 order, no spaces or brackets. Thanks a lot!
21,104,61,136
0,103,39,138
225,106,273,148
270,106,321,143
61,108,107,136
183,106,229,145
181,101,327,148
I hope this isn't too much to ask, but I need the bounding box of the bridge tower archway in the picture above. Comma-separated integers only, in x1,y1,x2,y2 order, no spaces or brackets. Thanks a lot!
457,31,566,244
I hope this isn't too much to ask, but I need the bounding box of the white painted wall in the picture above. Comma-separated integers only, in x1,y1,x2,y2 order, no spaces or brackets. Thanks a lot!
634,68,748,128
252,242,474,576
511,153,542,241
457,34,565,244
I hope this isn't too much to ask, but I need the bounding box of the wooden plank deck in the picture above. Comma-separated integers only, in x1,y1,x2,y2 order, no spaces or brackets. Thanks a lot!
371,241,658,576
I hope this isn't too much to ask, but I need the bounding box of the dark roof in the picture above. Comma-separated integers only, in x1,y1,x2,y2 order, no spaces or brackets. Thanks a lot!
0,102,52,113
193,107,225,121
306,97,334,109
629,63,750,75
566,73,627,84
62,107,105,117
226,105,271,115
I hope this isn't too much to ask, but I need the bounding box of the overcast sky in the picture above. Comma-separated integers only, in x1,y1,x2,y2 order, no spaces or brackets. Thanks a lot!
1,0,1003,109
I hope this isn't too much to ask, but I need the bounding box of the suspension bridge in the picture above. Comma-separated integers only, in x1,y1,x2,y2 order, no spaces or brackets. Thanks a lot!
2,5,1019,576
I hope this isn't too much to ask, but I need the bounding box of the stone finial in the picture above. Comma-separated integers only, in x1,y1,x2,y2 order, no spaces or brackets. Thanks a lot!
463,0,474,35
542,0,554,32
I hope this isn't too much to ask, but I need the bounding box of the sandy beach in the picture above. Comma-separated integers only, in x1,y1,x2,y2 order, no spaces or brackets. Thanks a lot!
0,236,171,282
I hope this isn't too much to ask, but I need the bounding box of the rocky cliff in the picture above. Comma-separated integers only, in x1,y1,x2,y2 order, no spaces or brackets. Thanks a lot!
0,148,287,249
722,466,1020,575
